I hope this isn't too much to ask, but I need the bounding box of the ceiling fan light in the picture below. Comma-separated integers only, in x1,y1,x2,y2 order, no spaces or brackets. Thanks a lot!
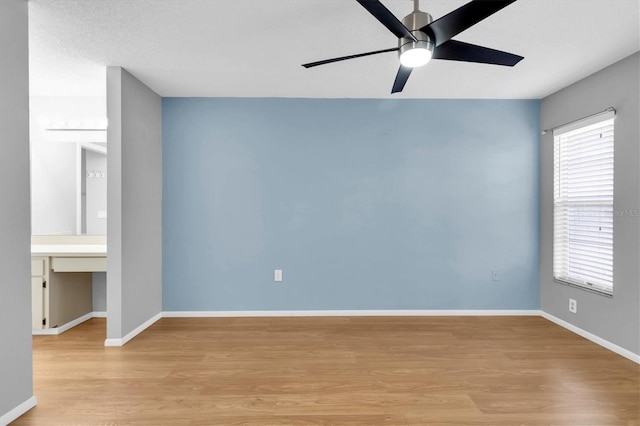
398,31,434,68
399,47,432,68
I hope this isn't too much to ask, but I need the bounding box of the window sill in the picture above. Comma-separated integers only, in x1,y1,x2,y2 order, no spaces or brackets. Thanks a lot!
553,278,613,298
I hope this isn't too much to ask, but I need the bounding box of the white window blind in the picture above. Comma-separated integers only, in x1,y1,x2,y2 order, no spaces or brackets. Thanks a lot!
553,111,614,295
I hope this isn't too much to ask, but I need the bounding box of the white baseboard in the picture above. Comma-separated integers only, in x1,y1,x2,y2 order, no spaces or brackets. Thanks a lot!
163,309,637,363
104,312,162,347
162,309,542,318
32,312,94,335
27,308,638,365
0,396,36,426
31,328,60,336
541,312,640,364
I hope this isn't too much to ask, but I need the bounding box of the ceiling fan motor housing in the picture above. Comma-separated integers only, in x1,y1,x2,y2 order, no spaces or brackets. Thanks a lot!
399,11,434,61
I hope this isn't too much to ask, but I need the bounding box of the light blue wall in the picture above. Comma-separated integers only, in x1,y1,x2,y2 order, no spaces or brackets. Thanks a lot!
163,98,540,311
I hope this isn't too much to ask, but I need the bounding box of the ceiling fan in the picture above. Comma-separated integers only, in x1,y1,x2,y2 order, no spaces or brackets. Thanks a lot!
302,0,523,94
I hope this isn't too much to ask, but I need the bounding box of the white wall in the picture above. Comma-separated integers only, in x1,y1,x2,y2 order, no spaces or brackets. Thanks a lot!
85,150,107,235
540,53,640,356
0,0,35,422
87,149,108,311
106,67,162,342
30,96,106,235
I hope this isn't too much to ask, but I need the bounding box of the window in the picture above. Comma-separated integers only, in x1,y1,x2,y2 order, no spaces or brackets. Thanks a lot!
553,111,615,295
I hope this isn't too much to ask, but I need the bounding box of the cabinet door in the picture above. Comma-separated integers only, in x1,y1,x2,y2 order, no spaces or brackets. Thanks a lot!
32,276,45,329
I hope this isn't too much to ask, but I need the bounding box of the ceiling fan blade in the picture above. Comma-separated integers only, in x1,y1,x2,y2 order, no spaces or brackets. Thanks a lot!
302,47,399,68
356,0,417,41
422,0,517,46
433,40,523,66
391,65,412,94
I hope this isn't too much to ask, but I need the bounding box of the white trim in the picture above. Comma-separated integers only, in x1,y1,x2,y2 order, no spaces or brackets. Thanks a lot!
162,309,542,318
104,312,162,347
80,142,107,155
541,312,640,364
32,309,636,364
32,312,94,335
0,396,37,426
76,143,82,235
31,328,59,336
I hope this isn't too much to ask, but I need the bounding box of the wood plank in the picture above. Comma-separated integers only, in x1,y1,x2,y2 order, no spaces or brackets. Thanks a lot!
14,316,639,425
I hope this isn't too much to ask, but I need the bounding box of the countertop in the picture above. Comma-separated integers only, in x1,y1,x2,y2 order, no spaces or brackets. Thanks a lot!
31,244,107,257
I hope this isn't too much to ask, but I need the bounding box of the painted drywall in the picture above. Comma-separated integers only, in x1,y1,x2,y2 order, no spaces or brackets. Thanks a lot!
163,98,540,311
30,96,106,235
85,150,107,235
92,272,107,312
88,154,107,309
0,0,34,421
540,53,640,356
107,67,162,340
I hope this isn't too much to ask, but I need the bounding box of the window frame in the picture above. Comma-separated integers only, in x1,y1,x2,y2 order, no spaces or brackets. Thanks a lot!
552,111,615,297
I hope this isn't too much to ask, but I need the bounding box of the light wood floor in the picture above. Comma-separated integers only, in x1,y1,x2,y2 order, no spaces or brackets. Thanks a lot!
14,316,639,425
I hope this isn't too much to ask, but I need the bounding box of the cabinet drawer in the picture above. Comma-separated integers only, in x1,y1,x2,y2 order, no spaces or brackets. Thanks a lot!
31,258,45,276
51,257,107,272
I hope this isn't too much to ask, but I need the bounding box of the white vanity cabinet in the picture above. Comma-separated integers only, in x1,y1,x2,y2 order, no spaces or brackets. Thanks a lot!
30,254,97,331
31,236,106,332
31,257,48,329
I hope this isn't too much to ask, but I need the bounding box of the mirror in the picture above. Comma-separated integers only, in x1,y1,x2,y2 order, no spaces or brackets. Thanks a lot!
81,147,107,235
30,96,107,236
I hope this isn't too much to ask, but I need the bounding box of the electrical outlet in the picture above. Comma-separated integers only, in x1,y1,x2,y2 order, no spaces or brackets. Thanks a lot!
569,298,577,313
274,269,283,282
491,269,499,281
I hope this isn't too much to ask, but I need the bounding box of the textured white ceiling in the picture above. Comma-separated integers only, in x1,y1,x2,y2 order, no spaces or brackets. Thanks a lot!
29,0,640,99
